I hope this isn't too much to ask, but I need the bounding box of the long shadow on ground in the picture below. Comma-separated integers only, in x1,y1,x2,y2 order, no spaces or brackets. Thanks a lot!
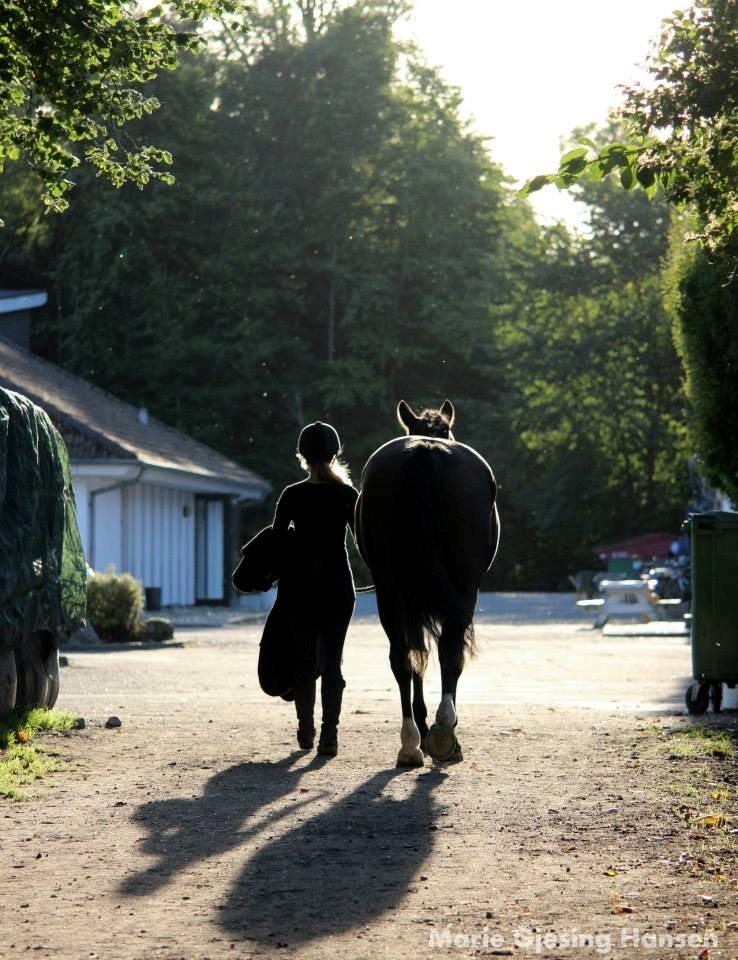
219,766,444,947
120,751,318,896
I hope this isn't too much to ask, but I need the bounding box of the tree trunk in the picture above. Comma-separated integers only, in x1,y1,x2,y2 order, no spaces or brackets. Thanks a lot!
327,241,337,363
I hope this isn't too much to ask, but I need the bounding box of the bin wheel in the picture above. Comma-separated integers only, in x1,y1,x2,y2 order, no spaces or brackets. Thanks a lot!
685,682,710,715
710,683,723,714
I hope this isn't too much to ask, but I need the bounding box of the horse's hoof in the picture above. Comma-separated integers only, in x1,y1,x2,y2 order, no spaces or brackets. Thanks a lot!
396,747,425,768
448,739,464,763
425,723,457,761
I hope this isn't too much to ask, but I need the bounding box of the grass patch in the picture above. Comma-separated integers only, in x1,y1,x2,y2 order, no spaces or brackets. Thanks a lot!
667,726,735,759
0,706,78,749
635,720,738,881
0,743,62,800
0,708,79,800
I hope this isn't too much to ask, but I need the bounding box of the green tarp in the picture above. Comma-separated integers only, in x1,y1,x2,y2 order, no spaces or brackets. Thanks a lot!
0,387,86,651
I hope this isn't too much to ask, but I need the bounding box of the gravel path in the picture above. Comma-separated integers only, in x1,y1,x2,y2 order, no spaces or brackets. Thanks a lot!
2,598,736,960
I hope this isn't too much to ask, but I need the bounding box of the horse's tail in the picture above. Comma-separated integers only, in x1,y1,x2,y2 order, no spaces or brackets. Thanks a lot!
393,442,475,673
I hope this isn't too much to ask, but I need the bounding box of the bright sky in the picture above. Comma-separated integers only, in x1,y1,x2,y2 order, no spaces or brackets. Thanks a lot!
398,0,687,227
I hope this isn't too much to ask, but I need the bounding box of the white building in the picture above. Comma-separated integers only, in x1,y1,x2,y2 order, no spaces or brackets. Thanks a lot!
0,292,271,606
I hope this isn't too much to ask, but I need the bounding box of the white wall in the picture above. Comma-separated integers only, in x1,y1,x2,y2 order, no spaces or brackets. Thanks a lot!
123,484,196,606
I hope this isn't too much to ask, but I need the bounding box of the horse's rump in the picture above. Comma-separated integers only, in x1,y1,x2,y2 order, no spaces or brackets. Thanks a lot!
357,437,497,668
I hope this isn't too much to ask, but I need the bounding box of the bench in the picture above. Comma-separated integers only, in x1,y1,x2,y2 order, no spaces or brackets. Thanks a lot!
591,579,654,628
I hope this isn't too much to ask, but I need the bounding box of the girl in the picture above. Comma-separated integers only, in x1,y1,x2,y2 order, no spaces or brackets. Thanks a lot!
272,422,358,756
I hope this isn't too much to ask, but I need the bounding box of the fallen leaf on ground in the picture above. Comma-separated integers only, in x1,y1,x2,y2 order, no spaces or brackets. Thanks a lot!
692,814,727,828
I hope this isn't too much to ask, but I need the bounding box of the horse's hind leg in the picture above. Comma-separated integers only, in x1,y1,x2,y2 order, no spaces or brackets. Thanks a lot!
377,589,424,768
389,646,424,768
412,670,429,750
425,618,466,762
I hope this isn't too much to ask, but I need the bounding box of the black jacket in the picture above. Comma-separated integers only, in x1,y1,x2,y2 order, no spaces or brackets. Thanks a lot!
232,525,285,593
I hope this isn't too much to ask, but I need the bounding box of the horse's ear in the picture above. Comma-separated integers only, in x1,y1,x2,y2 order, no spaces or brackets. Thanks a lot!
397,400,417,433
440,399,455,427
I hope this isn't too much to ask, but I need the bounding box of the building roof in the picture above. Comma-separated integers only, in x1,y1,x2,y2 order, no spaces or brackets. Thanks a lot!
0,336,271,498
0,290,47,313
595,532,676,560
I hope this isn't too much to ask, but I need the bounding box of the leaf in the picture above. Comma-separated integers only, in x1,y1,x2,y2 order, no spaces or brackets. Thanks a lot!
692,814,727,828
560,146,589,166
560,155,588,177
635,166,655,188
709,789,730,801
620,166,635,190
645,181,659,200
519,174,555,196
604,867,618,876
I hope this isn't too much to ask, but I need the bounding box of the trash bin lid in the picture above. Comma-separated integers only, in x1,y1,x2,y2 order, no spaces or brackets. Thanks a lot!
683,510,738,531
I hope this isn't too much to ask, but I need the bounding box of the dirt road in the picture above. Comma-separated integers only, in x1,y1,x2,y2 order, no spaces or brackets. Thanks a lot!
2,598,737,959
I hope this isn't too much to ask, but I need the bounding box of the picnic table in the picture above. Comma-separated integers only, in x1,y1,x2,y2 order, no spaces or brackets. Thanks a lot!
593,579,652,628
577,578,683,628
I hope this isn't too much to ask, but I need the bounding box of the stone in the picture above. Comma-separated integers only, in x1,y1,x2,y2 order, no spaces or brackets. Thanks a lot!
105,716,122,729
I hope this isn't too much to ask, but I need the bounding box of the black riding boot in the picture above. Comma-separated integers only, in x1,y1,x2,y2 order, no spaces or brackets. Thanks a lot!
317,676,345,756
294,679,316,749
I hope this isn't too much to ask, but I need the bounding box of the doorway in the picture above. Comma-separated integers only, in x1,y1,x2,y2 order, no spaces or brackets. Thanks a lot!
194,496,227,604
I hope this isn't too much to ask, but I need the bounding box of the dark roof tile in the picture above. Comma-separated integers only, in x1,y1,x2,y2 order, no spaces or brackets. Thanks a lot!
0,336,270,495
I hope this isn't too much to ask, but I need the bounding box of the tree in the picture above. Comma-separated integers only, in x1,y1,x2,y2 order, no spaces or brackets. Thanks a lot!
496,129,689,587
665,237,738,503
0,0,242,222
9,1,531,495
524,0,738,264
3,2,689,588
524,2,738,505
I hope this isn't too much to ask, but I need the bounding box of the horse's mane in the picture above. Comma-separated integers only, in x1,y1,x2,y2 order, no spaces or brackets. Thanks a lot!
417,408,452,437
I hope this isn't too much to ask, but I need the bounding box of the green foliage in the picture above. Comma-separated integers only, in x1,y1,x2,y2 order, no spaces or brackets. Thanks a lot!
494,136,690,587
522,0,738,262
522,4,738,511
0,708,77,800
86,569,144,642
500,278,688,574
0,742,61,800
22,3,527,487
664,237,738,504
0,0,243,222
140,617,175,642
0,706,78,749
0,3,692,588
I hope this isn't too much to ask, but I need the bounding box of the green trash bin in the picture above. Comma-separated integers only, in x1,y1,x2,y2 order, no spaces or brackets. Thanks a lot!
684,511,738,714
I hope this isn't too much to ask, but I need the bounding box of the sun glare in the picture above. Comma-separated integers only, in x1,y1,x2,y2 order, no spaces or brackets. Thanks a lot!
399,0,690,227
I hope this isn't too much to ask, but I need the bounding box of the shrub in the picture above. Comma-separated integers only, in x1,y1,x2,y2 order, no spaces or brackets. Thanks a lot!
140,617,174,642
86,570,143,643
666,240,738,505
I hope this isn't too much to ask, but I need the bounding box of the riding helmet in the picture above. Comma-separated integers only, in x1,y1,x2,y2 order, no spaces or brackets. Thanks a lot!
297,421,341,464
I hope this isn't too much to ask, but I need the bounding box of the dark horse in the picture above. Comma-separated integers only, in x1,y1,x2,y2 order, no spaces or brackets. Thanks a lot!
356,400,499,766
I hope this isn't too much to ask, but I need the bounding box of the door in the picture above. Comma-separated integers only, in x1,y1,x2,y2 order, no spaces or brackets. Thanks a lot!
195,496,226,603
